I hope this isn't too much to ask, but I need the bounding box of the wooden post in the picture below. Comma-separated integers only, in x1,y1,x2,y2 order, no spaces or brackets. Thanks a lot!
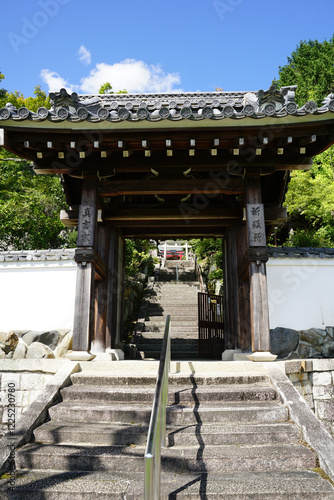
236,223,251,351
223,228,239,350
92,224,110,353
106,227,119,349
69,179,97,360
115,235,125,348
246,178,276,361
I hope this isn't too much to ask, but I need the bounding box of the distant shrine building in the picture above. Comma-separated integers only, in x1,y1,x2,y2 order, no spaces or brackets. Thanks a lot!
1,86,334,360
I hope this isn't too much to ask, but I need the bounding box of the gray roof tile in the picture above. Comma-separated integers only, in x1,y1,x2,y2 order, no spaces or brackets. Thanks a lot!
1,86,333,124
268,247,334,259
0,249,75,263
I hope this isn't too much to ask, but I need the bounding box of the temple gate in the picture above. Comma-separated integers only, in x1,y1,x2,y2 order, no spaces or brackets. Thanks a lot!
1,85,334,360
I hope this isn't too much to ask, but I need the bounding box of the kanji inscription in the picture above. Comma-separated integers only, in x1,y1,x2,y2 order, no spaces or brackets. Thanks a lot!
78,205,95,246
246,204,266,247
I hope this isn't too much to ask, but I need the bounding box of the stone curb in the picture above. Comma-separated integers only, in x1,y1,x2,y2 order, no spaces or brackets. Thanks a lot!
0,361,79,475
265,363,334,482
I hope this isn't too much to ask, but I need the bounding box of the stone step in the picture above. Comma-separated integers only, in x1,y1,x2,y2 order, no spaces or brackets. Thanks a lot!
154,280,199,288
138,337,198,345
139,347,199,357
145,320,198,327
146,308,198,315
60,383,278,405
148,299,198,306
156,277,197,283
144,326,198,333
139,345,198,355
15,443,316,473
153,288,198,293
145,325,198,332
70,373,271,386
34,421,300,447
48,401,288,425
149,301,198,307
3,470,333,499
154,290,197,293
150,297,198,301
140,332,198,338
146,314,198,321
140,351,201,360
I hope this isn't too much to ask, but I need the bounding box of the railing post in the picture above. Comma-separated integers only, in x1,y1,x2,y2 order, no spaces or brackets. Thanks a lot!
144,315,171,500
144,454,154,500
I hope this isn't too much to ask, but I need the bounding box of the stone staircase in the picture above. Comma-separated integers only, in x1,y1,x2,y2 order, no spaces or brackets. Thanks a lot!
3,367,334,498
138,260,200,360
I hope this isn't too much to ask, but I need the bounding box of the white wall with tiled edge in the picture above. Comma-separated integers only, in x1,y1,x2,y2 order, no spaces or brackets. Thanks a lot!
1,252,334,334
0,259,77,331
267,257,334,330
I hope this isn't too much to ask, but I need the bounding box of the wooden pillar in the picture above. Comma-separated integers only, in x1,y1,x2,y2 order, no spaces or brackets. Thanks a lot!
223,228,239,349
115,235,125,347
246,178,276,361
92,224,110,353
106,227,118,349
71,179,97,360
236,223,251,351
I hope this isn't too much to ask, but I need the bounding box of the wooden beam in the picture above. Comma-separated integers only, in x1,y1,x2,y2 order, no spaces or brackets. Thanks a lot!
98,178,245,196
104,207,241,221
299,135,316,146
60,206,286,228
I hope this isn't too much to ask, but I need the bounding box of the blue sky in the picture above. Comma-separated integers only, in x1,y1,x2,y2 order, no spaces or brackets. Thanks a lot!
1,0,334,97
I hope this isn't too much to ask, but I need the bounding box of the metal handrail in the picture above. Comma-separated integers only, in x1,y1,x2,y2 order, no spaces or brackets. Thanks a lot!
194,256,207,293
176,263,178,283
144,315,171,500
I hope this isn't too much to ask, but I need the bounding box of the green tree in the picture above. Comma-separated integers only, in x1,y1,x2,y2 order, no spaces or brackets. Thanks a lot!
24,85,51,111
0,71,6,101
99,82,127,95
282,147,334,247
273,37,334,106
273,37,334,247
0,72,73,249
0,150,71,250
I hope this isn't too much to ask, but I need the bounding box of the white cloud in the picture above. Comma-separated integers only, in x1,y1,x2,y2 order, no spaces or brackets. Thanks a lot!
40,59,182,94
40,69,79,93
80,59,181,93
78,45,91,66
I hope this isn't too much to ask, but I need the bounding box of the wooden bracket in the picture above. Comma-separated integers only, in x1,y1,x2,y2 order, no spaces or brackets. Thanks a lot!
75,248,107,280
238,247,269,280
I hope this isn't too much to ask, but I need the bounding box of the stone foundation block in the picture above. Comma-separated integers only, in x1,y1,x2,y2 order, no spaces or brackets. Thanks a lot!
312,359,334,371
20,373,49,391
2,405,24,423
309,372,332,386
303,393,315,409
315,400,334,421
313,385,334,400
289,373,309,383
300,380,313,395
1,373,20,388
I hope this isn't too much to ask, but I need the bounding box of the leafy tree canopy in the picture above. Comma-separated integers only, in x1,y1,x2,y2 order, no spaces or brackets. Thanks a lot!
0,73,72,250
99,82,127,95
0,73,50,111
273,37,334,106
282,146,334,247
0,149,73,250
273,37,334,247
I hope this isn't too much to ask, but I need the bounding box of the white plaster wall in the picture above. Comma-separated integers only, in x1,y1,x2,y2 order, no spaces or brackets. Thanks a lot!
0,261,77,331
267,258,334,330
1,255,333,333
